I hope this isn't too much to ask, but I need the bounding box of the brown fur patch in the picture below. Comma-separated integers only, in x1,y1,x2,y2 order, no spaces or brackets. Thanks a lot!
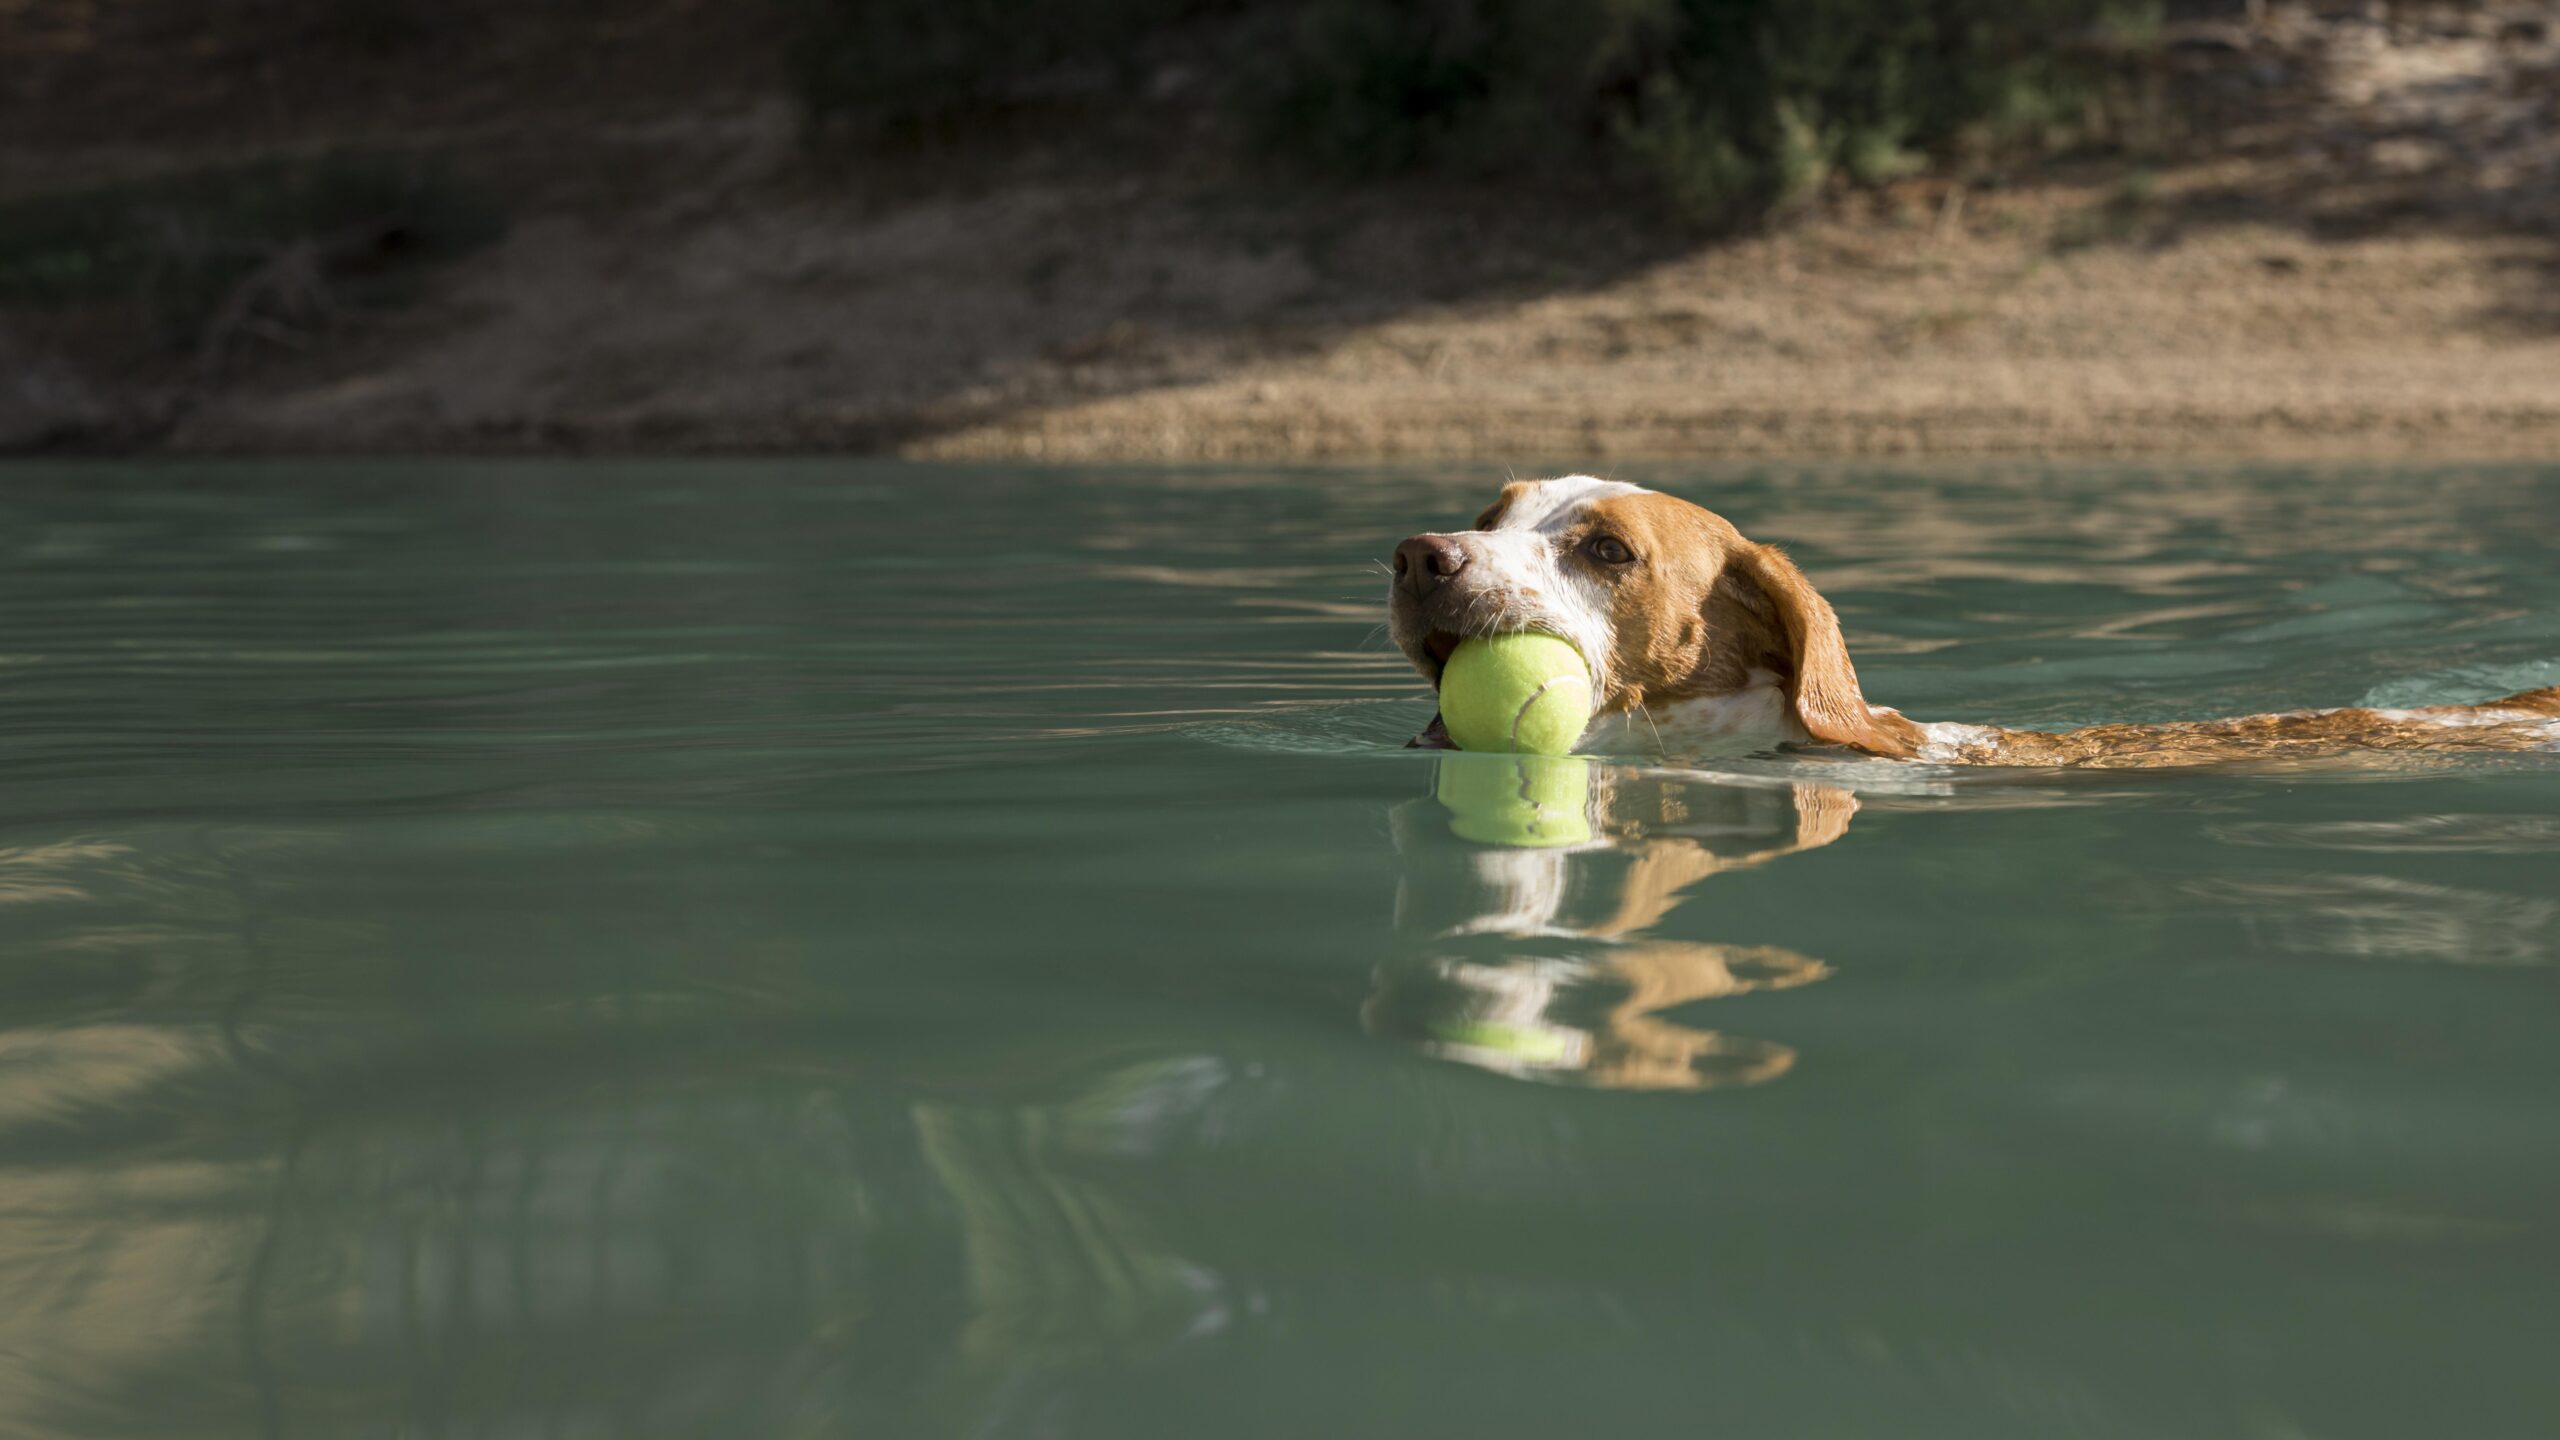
1724,543,1924,758
1940,689,2560,768
2499,685,2560,717
1472,482,1533,532
1569,493,1744,712
1573,493,1922,757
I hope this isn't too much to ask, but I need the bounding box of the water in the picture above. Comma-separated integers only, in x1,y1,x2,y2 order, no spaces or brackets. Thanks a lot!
0,459,2555,1439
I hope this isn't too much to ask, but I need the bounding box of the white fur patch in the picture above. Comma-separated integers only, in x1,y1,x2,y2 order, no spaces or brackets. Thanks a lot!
1442,476,1649,699
1581,671,1806,752
2373,707,2526,729
1442,847,1593,937
1493,474,1648,534
1916,721,2002,761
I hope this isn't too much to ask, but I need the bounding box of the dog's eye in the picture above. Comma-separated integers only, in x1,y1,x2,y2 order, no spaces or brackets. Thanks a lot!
1586,535,1635,566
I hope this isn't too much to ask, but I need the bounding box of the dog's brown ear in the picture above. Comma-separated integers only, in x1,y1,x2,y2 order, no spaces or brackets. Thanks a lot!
1730,544,1922,757
1472,481,1534,531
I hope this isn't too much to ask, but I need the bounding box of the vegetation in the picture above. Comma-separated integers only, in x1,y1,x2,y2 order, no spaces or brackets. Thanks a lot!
781,0,2163,224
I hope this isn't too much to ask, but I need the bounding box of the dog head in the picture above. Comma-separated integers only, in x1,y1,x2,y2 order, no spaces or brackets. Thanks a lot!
1388,475,1919,756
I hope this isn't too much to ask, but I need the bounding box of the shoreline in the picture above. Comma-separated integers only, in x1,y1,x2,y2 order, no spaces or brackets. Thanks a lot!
10,12,2559,465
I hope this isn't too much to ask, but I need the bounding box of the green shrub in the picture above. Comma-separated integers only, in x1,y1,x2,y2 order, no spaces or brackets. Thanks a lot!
1611,73,1762,226
1243,0,1660,178
775,0,2161,223
1256,0,2158,222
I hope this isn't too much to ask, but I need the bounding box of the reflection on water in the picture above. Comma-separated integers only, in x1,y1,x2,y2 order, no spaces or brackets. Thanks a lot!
2184,872,2555,965
911,1061,1239,1426
0,822,1254,1437
0,857,1239,1437
0,461,2553,1439
1370,755,1848,1091
2209,814,2560,853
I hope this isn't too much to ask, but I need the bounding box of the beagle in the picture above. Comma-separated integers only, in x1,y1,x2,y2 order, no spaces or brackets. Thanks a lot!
1390,476,2560,767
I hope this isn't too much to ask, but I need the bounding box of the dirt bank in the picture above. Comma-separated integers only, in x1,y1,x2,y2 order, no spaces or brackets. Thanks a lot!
6,2,2558,461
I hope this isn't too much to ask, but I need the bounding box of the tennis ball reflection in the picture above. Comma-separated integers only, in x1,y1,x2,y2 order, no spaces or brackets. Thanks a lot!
1432,751,1594,848
1426,1016,1588,1069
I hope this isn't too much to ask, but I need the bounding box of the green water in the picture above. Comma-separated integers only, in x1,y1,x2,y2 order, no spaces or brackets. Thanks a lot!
0,460,2555,1439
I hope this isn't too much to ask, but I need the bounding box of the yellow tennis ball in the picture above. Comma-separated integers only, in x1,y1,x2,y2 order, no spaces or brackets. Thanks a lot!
1438,633,1594,755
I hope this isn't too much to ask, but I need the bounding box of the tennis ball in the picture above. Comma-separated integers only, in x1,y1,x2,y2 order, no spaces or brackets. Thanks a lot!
1434,752,1593,848
1439,633,1594,755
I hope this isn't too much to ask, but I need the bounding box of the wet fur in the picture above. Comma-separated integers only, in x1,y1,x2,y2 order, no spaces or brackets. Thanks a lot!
1923,687,2560,768
1394,478,2559,768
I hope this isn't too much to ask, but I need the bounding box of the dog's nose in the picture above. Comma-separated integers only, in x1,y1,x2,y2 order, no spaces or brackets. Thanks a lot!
1393,535,1468,594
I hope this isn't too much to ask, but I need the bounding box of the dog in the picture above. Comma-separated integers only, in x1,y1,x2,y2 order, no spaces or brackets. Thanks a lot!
1389,476,2560,767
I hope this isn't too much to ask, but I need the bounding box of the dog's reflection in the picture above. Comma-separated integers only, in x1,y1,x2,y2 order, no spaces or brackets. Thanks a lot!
1370,755,1853,1091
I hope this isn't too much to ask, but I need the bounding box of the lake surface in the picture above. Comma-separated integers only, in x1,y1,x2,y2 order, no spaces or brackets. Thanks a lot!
0,459,2555,1439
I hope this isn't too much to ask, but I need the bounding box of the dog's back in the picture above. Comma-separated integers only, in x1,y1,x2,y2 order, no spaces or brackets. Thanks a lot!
1917,686,2560,768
